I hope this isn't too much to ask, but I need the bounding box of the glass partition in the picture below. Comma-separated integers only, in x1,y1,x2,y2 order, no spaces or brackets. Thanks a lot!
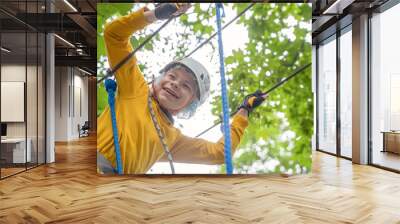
1,30,27,177
0,0,46,179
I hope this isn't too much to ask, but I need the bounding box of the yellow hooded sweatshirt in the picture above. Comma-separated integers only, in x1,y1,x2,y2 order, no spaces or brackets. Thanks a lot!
97,7,248,174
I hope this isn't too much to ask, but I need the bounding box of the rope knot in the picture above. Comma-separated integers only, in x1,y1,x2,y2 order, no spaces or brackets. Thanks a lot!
105,79,117,93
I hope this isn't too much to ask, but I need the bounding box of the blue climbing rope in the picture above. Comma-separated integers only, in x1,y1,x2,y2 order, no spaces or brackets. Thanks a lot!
104,79,123,174
215,3,233,175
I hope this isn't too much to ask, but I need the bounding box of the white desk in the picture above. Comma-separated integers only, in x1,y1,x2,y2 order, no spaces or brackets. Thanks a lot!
1,138,31,163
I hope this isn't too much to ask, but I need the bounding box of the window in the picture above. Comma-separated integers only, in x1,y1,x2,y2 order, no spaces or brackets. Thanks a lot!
371,3,400,171
317,36,337,154
339,27,352,158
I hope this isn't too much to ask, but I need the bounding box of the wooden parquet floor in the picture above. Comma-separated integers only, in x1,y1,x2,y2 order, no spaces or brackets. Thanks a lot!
0,135,399,223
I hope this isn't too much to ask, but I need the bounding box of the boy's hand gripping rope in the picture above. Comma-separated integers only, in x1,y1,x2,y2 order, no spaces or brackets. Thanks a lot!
195,63,311,138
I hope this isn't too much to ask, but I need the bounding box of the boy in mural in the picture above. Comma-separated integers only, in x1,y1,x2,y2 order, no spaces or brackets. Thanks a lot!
97,3,266,174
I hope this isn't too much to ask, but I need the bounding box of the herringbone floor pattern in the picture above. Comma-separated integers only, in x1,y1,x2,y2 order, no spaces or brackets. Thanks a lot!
1,135,399,223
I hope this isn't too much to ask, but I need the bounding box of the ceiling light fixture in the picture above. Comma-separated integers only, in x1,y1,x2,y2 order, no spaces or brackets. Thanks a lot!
54,34,75,48
78,67,93,76
63,0,78,12
322,0,354,15
1,47,11,53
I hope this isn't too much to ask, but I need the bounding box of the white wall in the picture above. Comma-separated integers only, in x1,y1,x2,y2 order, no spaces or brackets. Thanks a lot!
55,67,68,141
72,72,89,138
54,67,89,141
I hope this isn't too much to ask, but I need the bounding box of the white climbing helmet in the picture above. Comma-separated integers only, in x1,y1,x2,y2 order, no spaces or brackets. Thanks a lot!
160,57,211,106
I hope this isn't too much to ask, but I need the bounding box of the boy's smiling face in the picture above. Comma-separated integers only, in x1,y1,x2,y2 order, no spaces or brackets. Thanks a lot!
153,67,198,115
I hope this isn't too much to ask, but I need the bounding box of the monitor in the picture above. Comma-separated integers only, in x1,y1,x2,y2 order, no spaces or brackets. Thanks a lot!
1,123,6,137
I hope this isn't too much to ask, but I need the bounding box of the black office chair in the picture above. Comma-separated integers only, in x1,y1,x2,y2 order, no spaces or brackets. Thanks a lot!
78,121,90,138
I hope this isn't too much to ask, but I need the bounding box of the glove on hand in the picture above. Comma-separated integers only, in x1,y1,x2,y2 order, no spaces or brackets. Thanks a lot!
238,90,267,114
154,3,188,20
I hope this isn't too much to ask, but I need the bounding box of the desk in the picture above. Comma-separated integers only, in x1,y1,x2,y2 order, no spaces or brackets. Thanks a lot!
1,138,31,163
381,131,400,154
